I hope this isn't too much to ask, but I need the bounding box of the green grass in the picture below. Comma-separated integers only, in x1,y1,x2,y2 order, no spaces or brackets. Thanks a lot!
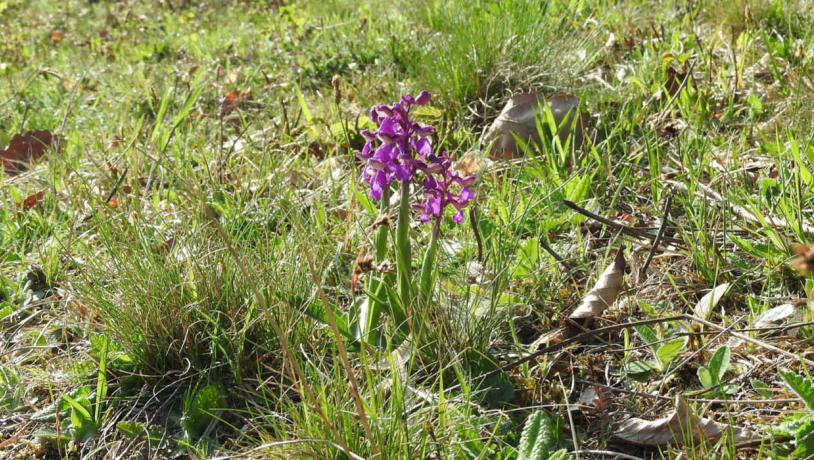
3,0,814,458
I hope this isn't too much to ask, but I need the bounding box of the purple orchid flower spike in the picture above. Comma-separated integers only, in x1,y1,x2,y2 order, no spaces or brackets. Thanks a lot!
413,152,476,225
359,91,476,224
358,92,436,201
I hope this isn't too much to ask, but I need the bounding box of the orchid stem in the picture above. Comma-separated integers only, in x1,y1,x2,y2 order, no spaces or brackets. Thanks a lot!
419,218,441,307
396,181,413,319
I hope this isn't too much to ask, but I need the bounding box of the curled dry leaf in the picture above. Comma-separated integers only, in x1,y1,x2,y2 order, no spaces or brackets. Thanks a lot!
483,93,592,160
615,394,756,447
569,249,626,324
693,283,730,321
1,130,60,176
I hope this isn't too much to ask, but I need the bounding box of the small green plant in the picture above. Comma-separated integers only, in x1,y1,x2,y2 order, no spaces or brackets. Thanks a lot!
180,383,226,458
517,410,568,460
0,365,24,413
58,340,109,444
624,325,687,379
697,345,736,396
772,371,814,458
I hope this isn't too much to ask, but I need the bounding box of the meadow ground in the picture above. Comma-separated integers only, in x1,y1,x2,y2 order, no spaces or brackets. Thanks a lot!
2,0,814,459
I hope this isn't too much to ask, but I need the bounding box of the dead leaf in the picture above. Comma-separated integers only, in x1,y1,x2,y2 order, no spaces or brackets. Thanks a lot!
693,283,730,321
453,151,488,180
664,65,688,98
0,130,56,176
466,260,491,284
568,249,626,324
615,394,756,447
21,191,45,210
754,303,798,329
483,93,592,160
1,130,59,176
220,89,252,115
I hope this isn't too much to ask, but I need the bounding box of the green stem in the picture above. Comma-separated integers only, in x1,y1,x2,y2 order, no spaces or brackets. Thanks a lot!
396,181,412,310
419,218,441,307
364,187,391,345
374,188,390,262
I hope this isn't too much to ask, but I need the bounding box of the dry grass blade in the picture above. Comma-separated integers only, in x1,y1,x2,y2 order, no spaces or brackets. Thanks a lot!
569,248,626,322
614,394,756,447
693,283,731,322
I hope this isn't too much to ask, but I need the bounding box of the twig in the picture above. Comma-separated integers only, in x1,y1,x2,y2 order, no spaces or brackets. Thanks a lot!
670,180,814,235
683,314,814,368
539,236,567,265
563,200,683,245
639,192,673,280
488,315,688,377
576,380,798,405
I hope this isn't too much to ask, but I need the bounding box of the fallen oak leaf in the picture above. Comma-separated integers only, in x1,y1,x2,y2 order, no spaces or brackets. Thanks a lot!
614,394,756,447
568,248,626,326
1,130,60,176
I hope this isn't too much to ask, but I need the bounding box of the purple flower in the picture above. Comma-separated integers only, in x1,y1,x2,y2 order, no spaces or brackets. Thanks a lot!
358,92,434,201
412,152,476,225
359,91,476,224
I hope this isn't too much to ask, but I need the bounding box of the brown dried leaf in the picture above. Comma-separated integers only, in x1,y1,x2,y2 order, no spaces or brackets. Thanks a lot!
569,249,626,322
21,191,45,210
615,395,756,447
220,89,252,115
483,93,590,160
1,130,60,176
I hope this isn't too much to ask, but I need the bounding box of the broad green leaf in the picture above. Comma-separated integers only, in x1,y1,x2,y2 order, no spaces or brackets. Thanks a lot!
782,371,814,410
304,301,353,340
794,418,814,458
635,325,659,351
655,338,686,370
293,83,313,123
549,449,569,460
182,384,225,441
697,367,713,388
625,361,655,375
63,395,95,443
708,346,730,383
95,338,108,422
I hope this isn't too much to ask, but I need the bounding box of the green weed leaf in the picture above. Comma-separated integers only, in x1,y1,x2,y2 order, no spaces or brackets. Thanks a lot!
708,346,730,383
655,338,686,371
697,367,713,388
182,384,225,441
518,410,554,460
782,371,814,410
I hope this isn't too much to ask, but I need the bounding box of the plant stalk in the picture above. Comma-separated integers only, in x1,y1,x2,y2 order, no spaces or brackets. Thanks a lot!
396,181,413,322
418,218,441,308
